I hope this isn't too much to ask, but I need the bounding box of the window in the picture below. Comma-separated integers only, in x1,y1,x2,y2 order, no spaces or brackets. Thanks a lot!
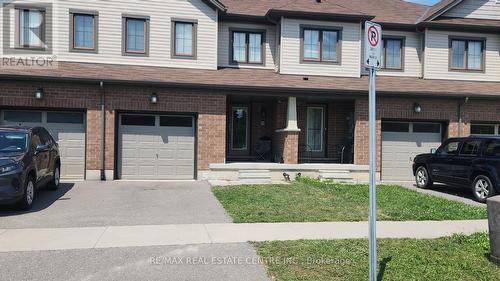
450,38,485,71
160,116,193,127
459,140,481,156
0,132,28,153
230,30,264,64
121,115,155,126
17,8,45,48
471,124,499,135
123,17,149,55
381,122,409,133
438,140,460,156
70,12,98,52
381,37,403,70
3,111,42,123
47,112,84,124
173,21,196,58
301,27,340,63
484,140,500,157
413,123,441,133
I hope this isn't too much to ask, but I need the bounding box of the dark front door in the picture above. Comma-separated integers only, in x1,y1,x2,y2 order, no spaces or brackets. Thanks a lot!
306,106,326,158
229,105,250,156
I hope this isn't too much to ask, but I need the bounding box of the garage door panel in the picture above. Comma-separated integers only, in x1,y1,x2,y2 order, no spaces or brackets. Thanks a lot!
1,110,86,179
382,123,441,181
119,115,195,180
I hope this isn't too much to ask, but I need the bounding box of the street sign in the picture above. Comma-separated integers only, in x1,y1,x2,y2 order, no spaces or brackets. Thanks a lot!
365,20,382,281
364,21,382,69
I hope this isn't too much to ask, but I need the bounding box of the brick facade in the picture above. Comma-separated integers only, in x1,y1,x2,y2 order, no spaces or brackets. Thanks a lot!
0,80,226,179
353,97,500,170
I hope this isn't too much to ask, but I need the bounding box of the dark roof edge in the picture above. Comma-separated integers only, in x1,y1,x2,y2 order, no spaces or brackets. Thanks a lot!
201,0,227,12
266,9,374,22
420,0,463,22
417,21,500,33
1,74,499,100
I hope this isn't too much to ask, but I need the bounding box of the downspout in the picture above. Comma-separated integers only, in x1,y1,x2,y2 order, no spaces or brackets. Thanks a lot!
99,81,106,181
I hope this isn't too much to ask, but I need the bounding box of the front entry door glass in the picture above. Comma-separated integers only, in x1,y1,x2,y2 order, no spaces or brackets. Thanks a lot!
306,107,324,152
231,106,248,151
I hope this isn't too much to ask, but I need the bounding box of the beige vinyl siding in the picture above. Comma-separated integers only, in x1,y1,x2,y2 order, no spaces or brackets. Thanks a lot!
218,21,277,70
424,29,500,82
280,18,361,78
53,0,217,70
444,0,500,20
361,30,422,77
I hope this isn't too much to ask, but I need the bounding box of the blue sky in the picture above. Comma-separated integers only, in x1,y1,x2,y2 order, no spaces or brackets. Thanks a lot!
406,0,440,5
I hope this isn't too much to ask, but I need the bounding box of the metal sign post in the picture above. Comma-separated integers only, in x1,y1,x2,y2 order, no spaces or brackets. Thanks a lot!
364,21,382,281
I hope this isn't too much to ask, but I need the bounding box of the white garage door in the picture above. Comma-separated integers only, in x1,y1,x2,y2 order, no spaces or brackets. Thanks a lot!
118,114,195,180
381,122,442,181
0,110,86,179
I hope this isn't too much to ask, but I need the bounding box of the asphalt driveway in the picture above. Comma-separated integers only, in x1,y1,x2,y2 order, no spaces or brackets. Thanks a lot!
0,181,232,228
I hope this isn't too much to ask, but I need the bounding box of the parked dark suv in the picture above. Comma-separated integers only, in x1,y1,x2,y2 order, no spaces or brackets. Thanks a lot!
0,126,61,209
413,136,500,203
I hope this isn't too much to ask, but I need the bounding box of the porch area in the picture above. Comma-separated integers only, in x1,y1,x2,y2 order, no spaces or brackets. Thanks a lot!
225,95,355,165
206,95,366,184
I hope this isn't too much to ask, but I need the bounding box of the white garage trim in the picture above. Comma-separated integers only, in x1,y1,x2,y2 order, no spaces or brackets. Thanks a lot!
118,113,196,180
381,121,442,181
0,110,86,180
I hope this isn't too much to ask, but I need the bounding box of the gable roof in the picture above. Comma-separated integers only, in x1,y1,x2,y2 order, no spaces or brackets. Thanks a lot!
419,0,462,22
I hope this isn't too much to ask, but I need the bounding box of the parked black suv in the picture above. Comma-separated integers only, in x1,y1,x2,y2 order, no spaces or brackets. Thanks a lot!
0,126,61,209
413,136,500,203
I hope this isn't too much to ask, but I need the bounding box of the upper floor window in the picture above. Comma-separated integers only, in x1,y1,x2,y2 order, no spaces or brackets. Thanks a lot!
381,37,404,70
123,16,149,56
172,21,197,58
231,30,265,65
70,11,98,52
301,26,341,63
17,8,45,49
450,38,485,71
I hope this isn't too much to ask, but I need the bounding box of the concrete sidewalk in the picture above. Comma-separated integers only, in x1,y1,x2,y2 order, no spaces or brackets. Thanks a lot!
0,220,488,252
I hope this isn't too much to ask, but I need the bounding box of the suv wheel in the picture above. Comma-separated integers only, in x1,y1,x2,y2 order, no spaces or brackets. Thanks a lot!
47,165,60,191
472,175,495,203
415,166,432,189
19,177,35,210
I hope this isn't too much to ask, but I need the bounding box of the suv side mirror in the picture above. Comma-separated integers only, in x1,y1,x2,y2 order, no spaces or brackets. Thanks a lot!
35,144,49,155
430,148,437,154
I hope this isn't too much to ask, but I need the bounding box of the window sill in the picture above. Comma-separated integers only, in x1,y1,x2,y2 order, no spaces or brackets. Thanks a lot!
300,60,341,65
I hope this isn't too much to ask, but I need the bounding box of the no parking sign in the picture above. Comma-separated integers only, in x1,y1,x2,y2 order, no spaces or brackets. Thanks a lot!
364,21,382,69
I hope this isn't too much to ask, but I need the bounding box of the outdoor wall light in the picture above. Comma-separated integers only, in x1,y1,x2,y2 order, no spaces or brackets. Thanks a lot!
35,88,44,100
150,93,158,104
414,103,422,113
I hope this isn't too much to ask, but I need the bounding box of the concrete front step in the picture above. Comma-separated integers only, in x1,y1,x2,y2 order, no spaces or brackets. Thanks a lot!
238,170,272,184
319,170,354,182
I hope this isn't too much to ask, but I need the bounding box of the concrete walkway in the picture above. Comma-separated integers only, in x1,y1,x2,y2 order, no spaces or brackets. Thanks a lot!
0,220,488,252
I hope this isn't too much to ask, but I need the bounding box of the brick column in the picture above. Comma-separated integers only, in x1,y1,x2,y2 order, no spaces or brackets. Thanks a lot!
85,109,103,180
354,98,369,166
274,97,300,164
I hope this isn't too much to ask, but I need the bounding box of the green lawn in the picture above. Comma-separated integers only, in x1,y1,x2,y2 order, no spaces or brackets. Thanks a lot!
253,233,499,281
212,178,487,223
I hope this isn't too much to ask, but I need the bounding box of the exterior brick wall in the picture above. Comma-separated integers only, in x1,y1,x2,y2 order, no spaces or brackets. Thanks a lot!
275,131,299,164
0,80,226,178
353,97,500,170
